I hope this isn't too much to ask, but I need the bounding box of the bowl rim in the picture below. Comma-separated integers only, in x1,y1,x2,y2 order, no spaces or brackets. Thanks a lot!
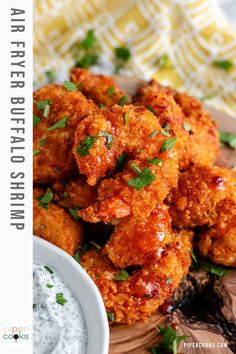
33,235,109,354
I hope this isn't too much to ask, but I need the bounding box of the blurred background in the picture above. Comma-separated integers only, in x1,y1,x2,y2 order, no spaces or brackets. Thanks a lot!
34,0,236,116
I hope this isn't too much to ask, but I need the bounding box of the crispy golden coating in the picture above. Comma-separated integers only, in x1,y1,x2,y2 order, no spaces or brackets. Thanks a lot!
33,84,98,184
33,188,84,255
168,165,236,228
79,151,178,223
80,230,192,324
135,81,219,169
52,177,97,209
104,203,174,267
70,68,131,108
198,200,236,267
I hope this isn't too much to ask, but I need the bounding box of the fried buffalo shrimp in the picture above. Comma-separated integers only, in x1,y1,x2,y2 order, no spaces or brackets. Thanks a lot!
70,68,131,108
104,203,174,268
73,104,177,186
198,199,236,267
135,81,219,169
80,230,192,324
33,188,84,255
168,165,236,229
79,149,178,224
33,84,98,184
52,176,97,209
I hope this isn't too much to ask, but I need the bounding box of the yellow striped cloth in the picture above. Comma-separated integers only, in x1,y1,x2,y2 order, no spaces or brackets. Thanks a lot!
34,0,236,117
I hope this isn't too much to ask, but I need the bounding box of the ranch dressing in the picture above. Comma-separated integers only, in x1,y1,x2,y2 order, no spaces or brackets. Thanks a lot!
33,262,87,354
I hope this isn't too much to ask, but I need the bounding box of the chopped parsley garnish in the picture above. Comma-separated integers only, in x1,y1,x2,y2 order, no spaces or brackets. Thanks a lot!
37,189,53,210
43,104,50,118
82,29,96,48
191,257,232,277
75,54,99,69
160,137,176,153
118,95,128,106
165,278,172,285
160,129,170,137
47,116,68,131
46,284,54,288
212,59,233,71
107,312,115,322
69,208,80,221
99,103,106,108
64,80,77,91
147,105,156,115
36,99,52,110
116,153,127,169
156,53,170,69
220,131,236,150
164,124,170,131
149,325,189,354
115,47,131,61
45,70,56,83
90,240,102,250
200,93,215,101
33,115,41,126
39,136,48,147
44,265,54,274
183,123,191,132
98,132,113,149
56,293,67,306
33,149,40,156
76,135,97,156
147,157,163,166
128,167,156,191
149,130,158,138
107,85,115,97
190,249,197,263
123,112,128,125
73,242,88,263
74,29,99,68
114,269,129,281
33,304,37,311
130,162,142,175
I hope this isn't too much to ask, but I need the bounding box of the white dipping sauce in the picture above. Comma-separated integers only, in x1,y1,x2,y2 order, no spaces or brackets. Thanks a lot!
33,262,87,354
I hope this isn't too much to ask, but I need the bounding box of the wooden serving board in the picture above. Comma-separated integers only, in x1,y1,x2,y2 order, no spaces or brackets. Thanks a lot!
108,77,236,354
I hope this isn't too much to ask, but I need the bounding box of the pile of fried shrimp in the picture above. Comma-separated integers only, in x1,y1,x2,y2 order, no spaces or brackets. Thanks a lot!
33,68,236,324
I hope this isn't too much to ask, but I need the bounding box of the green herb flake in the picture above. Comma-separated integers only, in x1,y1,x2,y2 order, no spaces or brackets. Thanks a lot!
192,258,232,277
90,240,102,250
76,135,97,156
82,29,96,48
183,123,191,132
164,124,170,131
165,278,172,285
212,59,233,71
157,53,169,69
33,149,40,157
33,304,37,311
116,153,126,169
115,47,131,62
73,242,88,264
147,105,156,115
46,284,54,289
149,130,158,138
98,132,113,149
114,269,129,281
33,115,41,126
43,104,51,118
45,70,56,83
56,293,67,306
75,54,98,69
160,137,176,153
130,162,142,175
147,157,163,166
44,265,54,274
39,136,48,147
200,93,215,101
128,168,156,191
99,103,106,109
118,95,128,106
123,112,128,125
69,208,80,221
220,131,236,150
47,116,68,131
64,80,78,91
160,129,170,137
107,312,115,322
37,189,53,210
36,99,52,110
191,249,197,263
149,325,189,354
107,85,115,97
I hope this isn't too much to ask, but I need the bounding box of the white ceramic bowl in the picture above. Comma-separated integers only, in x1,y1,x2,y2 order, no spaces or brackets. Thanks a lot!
33,236,109,354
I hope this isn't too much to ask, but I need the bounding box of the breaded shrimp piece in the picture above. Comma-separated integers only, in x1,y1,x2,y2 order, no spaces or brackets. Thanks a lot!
104,203,174,267
52,176,97,209
74,104,177,186
79,151,178,223
80,230,192,324
70,68,131,108
168,165,236,228
33,84,98,184
198,199,236,267
33,188,83,255
135,81,219,169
